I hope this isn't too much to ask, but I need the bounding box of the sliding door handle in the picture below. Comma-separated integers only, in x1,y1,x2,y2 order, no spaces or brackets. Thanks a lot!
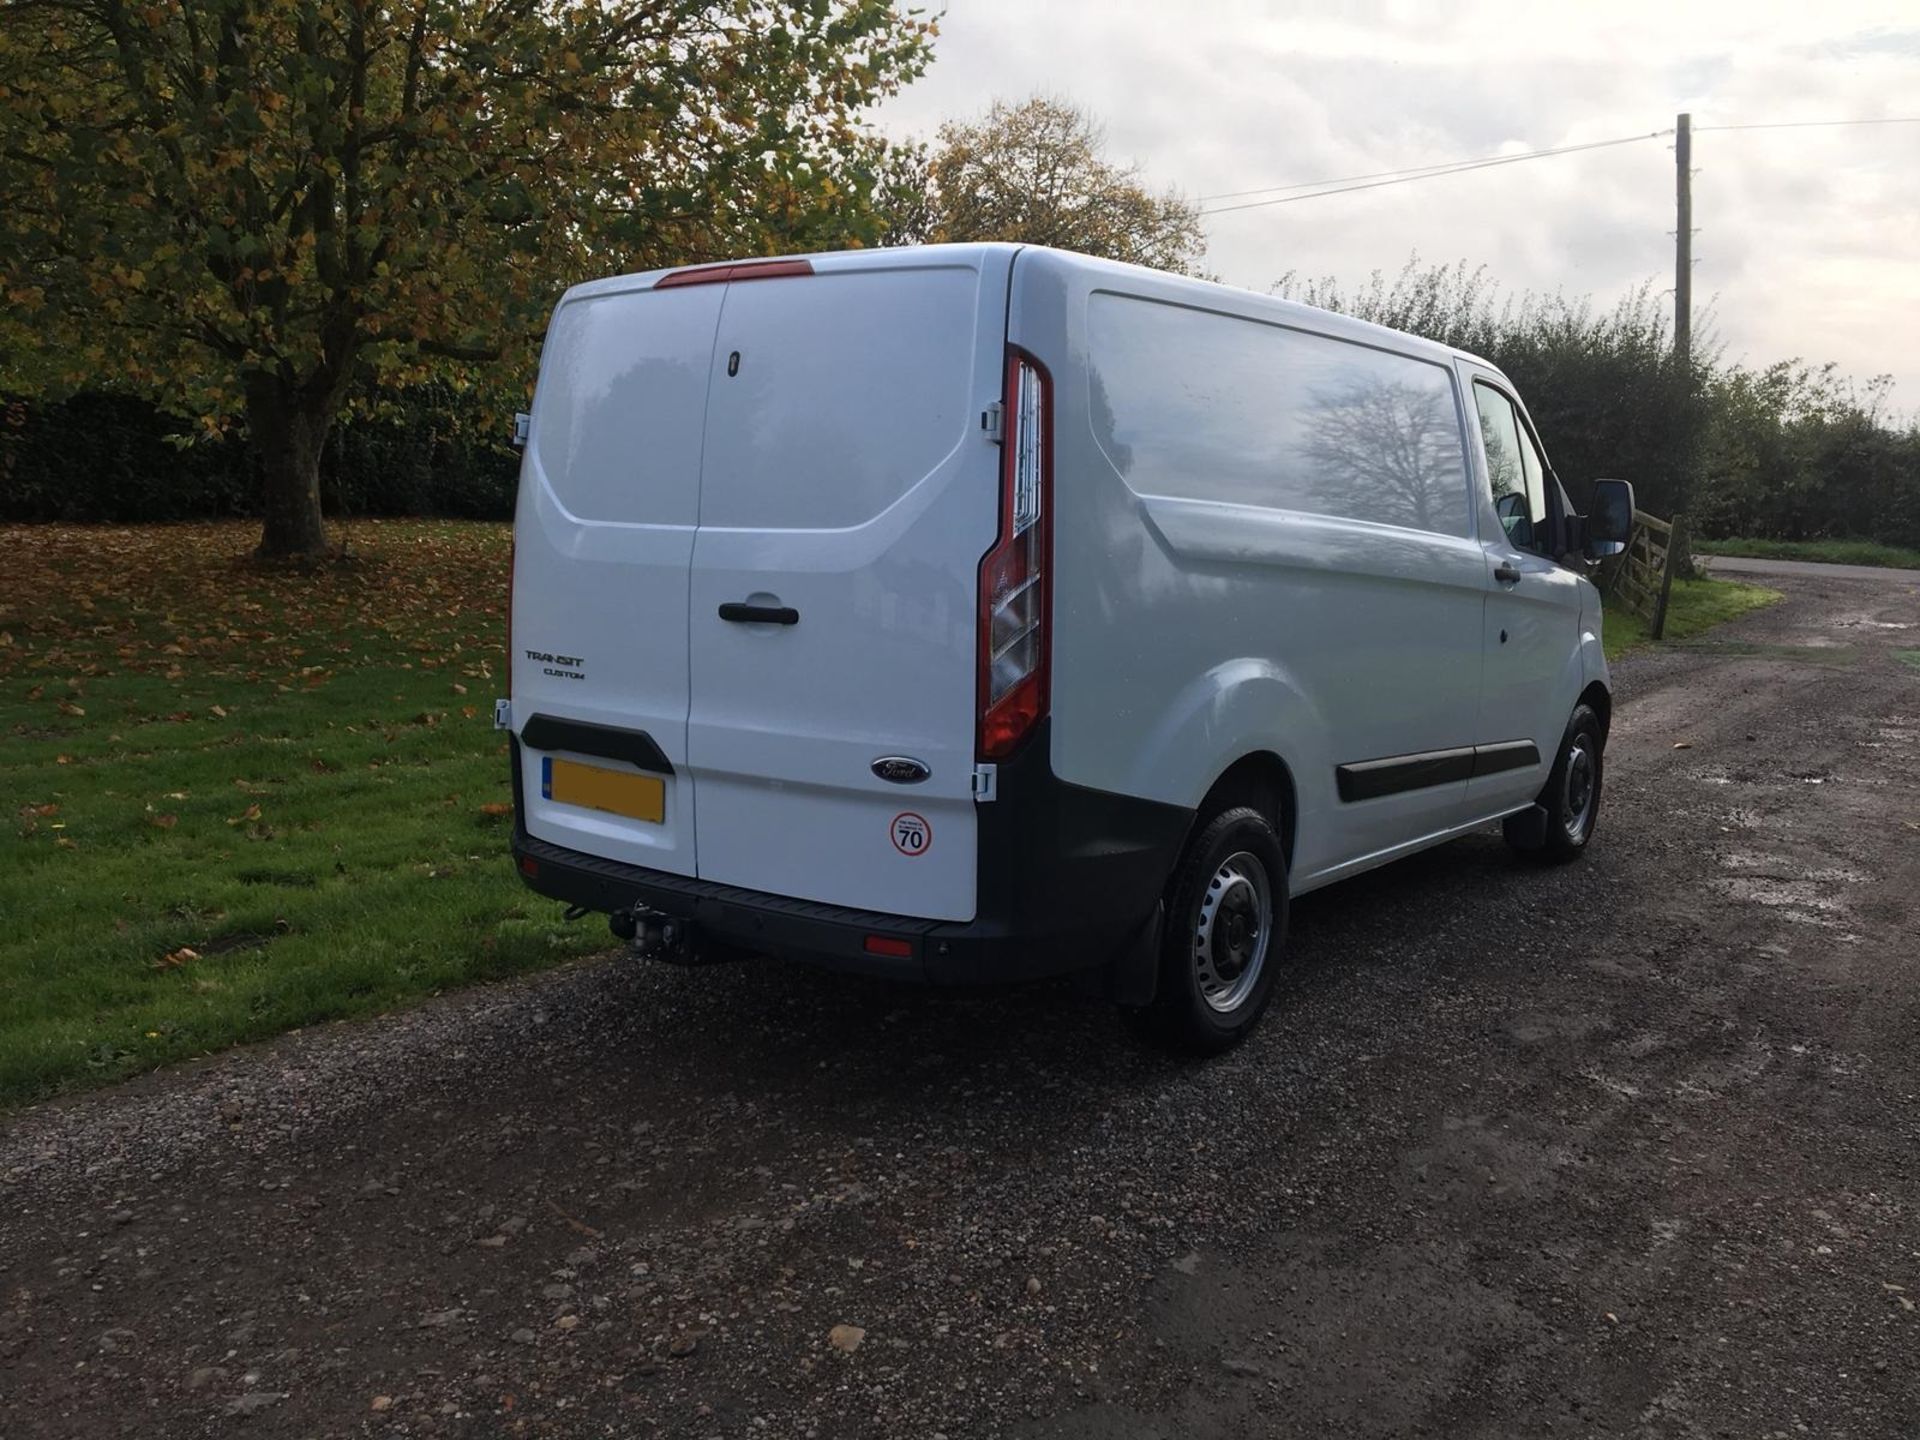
719,602,799,625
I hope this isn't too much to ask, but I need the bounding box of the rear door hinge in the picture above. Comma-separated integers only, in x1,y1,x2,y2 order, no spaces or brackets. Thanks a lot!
971,763,998,802
494,698,513,732
511,412,531,448
981,401,1004,445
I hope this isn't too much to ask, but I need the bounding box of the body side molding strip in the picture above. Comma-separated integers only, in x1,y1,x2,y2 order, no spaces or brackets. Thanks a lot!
1336,740,1542,802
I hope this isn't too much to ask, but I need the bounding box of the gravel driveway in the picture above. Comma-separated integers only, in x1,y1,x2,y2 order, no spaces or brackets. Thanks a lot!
3,566,1917,1439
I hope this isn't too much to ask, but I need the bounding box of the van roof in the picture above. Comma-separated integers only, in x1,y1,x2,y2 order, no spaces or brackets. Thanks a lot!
567,242,1506,380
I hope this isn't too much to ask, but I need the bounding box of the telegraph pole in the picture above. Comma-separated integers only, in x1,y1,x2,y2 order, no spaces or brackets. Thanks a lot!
1674,112,1692,368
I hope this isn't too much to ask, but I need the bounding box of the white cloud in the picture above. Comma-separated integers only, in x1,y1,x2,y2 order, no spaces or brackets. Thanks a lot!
878,1,1920,408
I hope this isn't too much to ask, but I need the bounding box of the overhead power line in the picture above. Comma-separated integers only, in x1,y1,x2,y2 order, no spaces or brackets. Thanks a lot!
1693,116,1920,133
1199,132,1670,215
1199,115,1920,217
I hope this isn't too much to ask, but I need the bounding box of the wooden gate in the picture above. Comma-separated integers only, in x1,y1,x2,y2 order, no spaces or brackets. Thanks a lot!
1600,510,1685,639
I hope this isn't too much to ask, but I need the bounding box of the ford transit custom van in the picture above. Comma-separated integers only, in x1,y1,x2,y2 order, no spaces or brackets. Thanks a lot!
501,244,1633,1052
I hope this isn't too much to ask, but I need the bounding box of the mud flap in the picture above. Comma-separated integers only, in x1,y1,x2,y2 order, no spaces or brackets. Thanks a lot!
1506,804,1550,849
1107,901,1165,1007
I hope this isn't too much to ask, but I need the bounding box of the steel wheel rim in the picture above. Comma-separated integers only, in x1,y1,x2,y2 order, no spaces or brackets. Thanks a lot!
1193,850,1272,1014
1564,735,1597,842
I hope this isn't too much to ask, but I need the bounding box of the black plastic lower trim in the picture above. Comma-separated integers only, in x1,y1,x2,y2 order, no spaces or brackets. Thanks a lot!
520,714,674,774
1471,740,1541,777
508,720,1191,986
1337,746,1475,801
1337,739,1543,801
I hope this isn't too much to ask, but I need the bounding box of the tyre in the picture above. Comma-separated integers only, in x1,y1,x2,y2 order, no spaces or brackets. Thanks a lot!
1505,702,1604,862
1133,804,1289,1055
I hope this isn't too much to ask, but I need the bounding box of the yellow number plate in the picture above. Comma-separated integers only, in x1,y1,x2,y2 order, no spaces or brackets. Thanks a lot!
541,757,665,824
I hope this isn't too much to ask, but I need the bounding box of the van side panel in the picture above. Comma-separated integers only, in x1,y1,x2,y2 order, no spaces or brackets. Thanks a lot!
1011,255,1491,888
512,281,723,877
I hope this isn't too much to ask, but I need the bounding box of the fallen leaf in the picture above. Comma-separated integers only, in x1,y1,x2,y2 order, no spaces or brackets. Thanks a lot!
149,813,178,830
478,802,512,818
58,700,85,716
22,802,59,818
226,803,262,825
155,946,199,969
452,682,468,695
55,754,73,765
1671,741,1691,749
828,1323,866,1353
209,704,228,718
55,835,78,850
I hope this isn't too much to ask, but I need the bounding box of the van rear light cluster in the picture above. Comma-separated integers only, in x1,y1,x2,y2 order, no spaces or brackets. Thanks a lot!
977,352,1052,760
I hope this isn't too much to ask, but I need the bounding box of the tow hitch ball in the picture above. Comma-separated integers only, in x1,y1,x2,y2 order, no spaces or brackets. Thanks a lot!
610,907,687,961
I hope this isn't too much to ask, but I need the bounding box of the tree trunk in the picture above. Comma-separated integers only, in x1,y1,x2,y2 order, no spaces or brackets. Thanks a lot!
246,376,333,559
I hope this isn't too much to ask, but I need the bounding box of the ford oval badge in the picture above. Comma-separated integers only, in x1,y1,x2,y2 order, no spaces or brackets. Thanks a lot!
871,756,931,785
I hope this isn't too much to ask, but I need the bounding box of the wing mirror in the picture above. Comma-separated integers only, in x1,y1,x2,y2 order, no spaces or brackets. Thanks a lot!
1585,478,1634,558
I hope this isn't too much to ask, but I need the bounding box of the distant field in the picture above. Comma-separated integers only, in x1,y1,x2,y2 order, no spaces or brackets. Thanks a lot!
1695,537,1920,570
0,521,604,1106
1601,576,1781,663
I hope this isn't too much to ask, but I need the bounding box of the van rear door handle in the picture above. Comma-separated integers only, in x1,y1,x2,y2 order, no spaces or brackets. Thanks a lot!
718,602,799,625
1493,562,1523,585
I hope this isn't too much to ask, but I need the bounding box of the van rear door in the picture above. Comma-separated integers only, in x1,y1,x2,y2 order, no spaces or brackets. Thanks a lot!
511,280,721,878
686,253,1009,921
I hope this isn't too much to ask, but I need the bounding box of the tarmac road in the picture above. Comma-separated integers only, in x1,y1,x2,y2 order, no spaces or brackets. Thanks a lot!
2,565,1917,1439
1702,552,1920,584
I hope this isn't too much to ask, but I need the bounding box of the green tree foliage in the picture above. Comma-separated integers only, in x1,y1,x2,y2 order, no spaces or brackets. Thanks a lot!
1696,364,1920,545
888,96,1206,274
0,0,934,556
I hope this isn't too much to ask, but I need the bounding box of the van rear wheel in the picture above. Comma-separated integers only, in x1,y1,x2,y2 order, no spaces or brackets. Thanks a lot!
1132,805,1289,1055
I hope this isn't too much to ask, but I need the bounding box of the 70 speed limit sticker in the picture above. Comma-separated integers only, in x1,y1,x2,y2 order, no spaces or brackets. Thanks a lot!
890,812,931,857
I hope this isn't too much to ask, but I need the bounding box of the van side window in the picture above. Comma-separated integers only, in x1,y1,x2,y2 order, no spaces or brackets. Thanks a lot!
1089,294,1472,538
1471,382,1549,552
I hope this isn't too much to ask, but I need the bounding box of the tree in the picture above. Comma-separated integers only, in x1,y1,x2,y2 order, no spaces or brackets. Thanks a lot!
894,95,1205,274
0,1,933,557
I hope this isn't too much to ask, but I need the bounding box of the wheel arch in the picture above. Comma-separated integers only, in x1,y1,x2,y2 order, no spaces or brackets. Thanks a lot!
1578,679,1612,743
1193,750,1298,869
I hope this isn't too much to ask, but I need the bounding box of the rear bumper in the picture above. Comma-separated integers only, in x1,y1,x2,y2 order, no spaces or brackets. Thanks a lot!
507,723,1191,986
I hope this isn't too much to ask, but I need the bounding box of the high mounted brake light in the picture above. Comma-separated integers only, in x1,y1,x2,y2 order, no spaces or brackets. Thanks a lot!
653,258,815,289
977,350,1052,761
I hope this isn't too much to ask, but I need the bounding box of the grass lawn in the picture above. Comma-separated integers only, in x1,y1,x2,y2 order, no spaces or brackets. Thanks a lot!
1694,536,1920,570
0,521,605,1106
1601,575,1783,662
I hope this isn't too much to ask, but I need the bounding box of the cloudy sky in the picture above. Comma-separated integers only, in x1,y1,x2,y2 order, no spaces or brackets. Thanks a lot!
876,1,1920,411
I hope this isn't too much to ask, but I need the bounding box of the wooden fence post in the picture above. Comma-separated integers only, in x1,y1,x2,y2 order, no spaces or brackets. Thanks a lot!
1650,515,1684,640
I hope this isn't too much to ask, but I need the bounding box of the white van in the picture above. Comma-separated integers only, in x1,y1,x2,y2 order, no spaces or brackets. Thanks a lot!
502,243,1633,1052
